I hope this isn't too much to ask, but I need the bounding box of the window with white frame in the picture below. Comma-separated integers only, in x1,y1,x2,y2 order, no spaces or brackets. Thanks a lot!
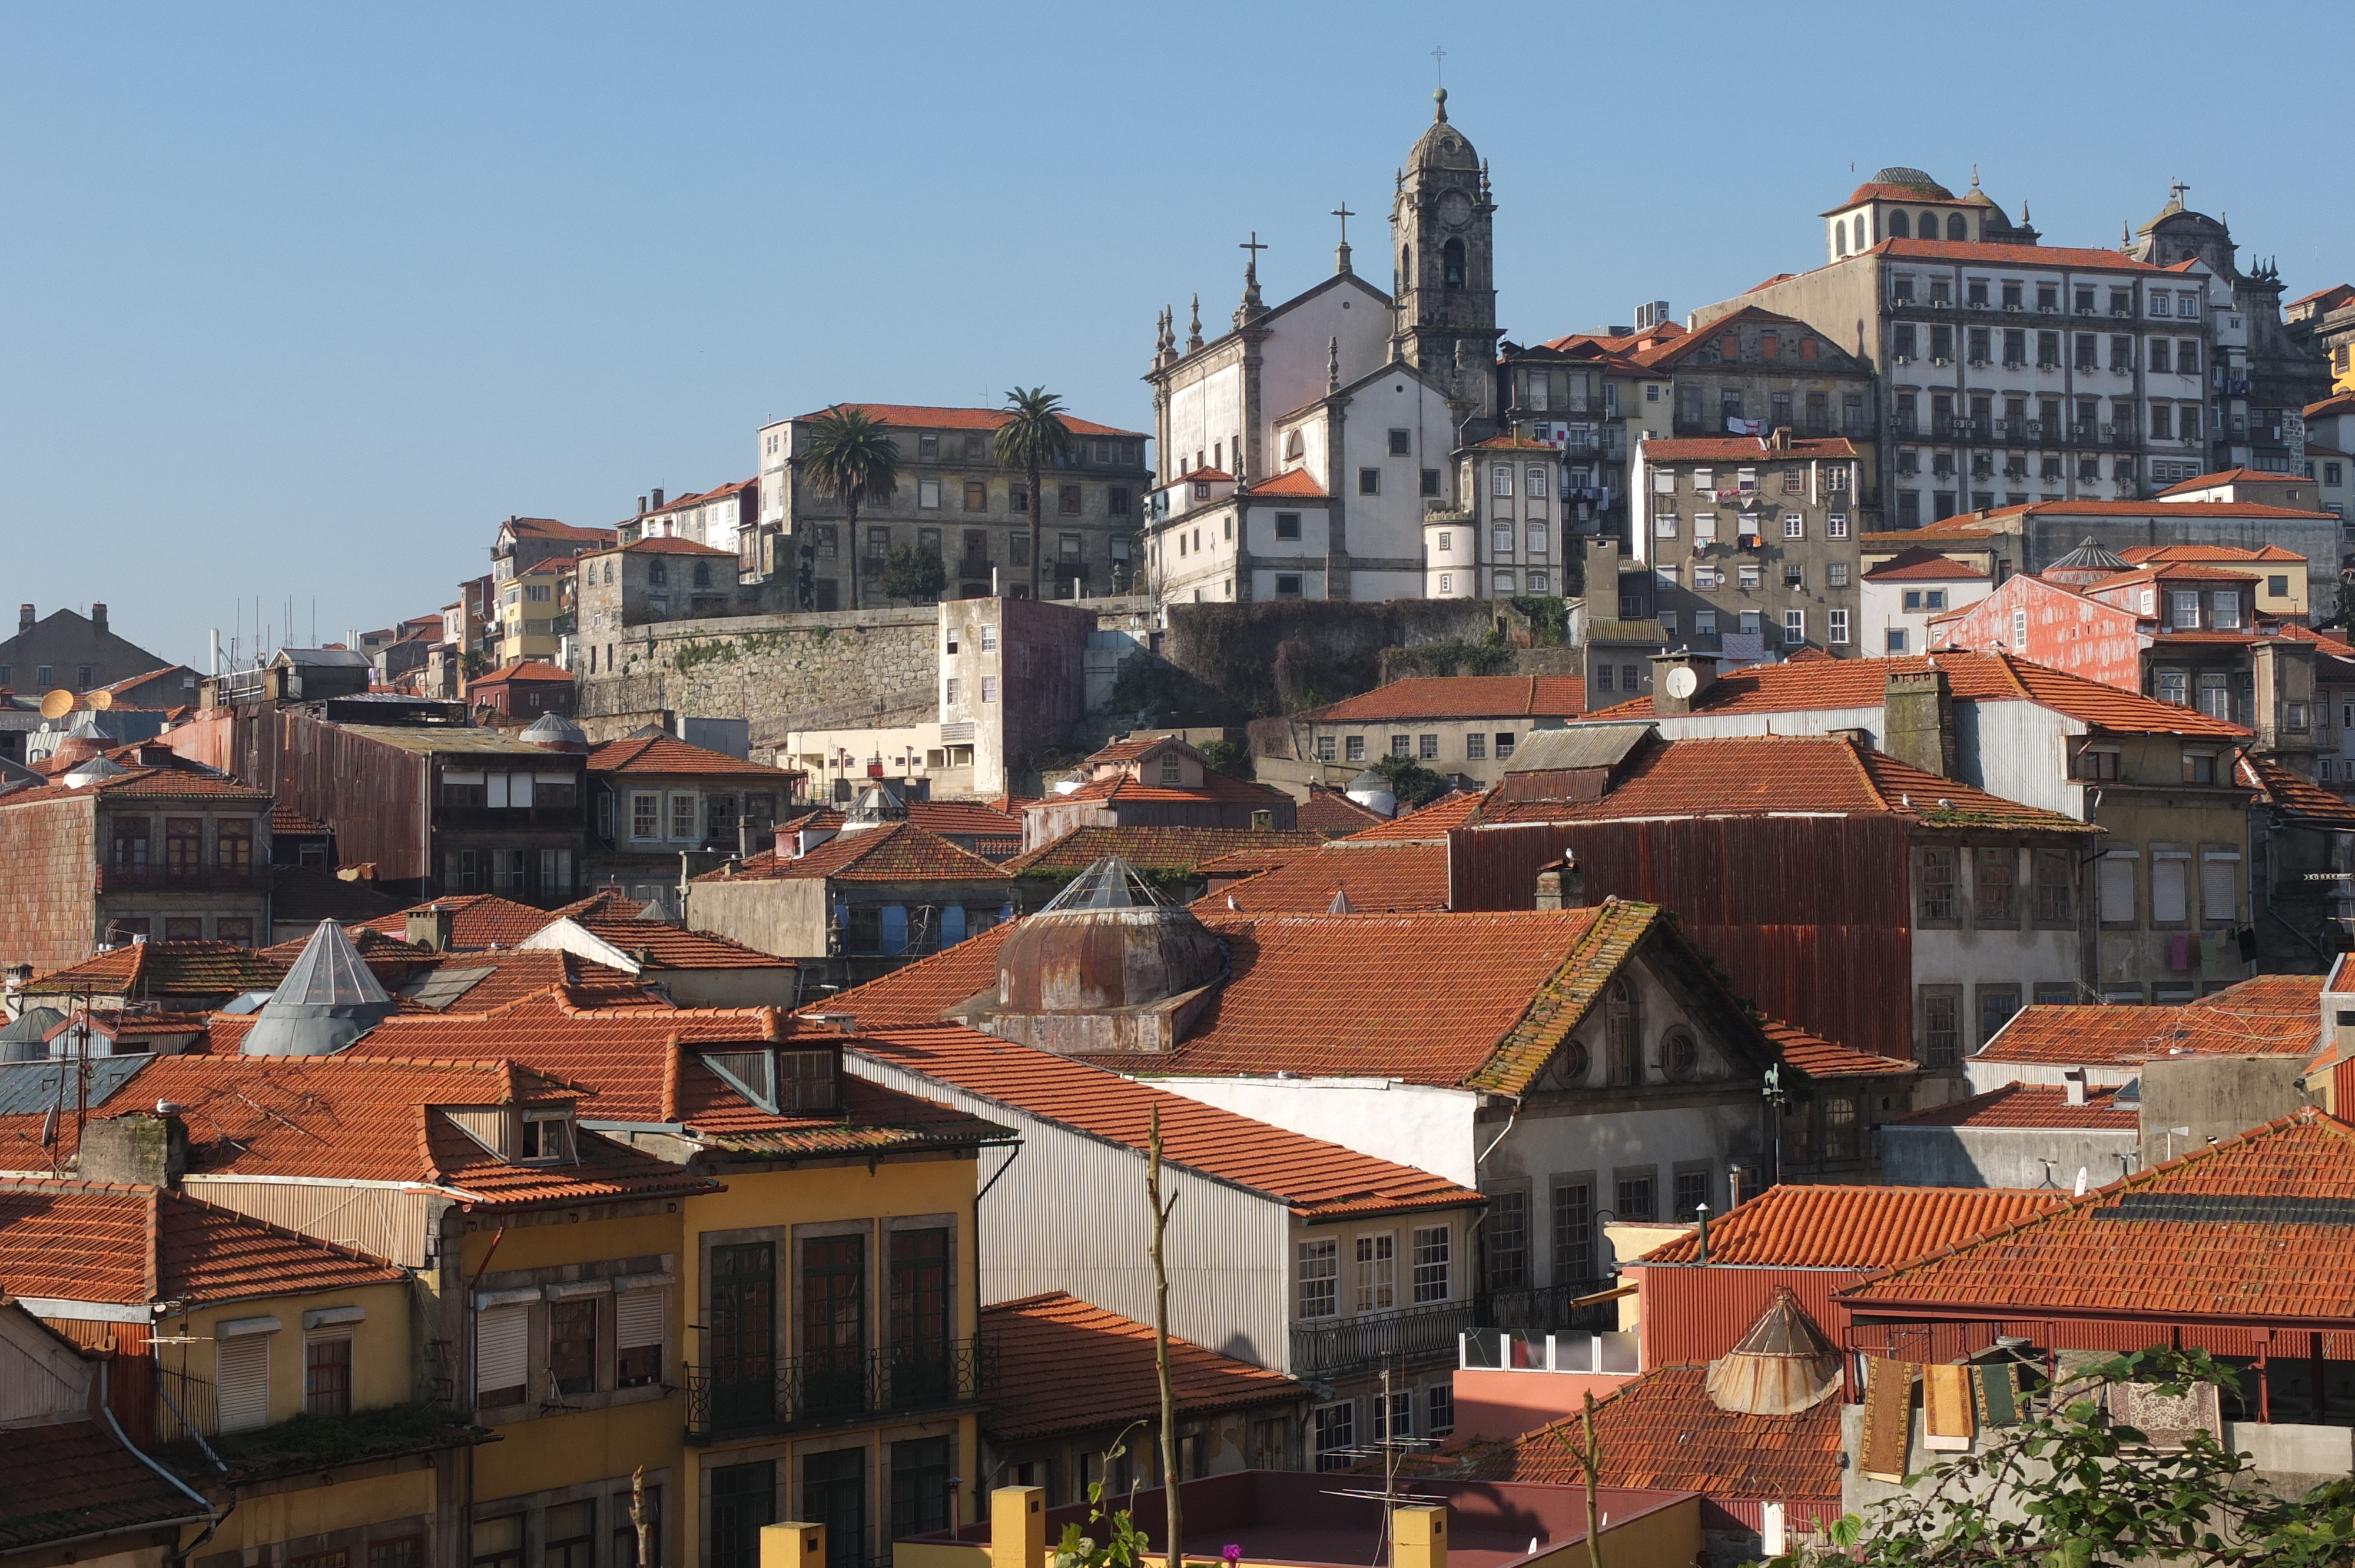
668,793,698,841
1491,465,1514,497
1313,1402,1355,1471
980,676,998,703
1827,511,1849,539
1783,609,1806,643
1783,513,1805,539
1298,1238,1338,1318
1411,1226,1450,1303
1354,1234,1396,1312
1829,609,1850,644
630,792,660,840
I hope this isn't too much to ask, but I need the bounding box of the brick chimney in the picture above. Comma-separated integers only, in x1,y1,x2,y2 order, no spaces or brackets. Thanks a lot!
90,603,107,634
1650,652,1721,716
17,604,31,634
1882,666,1957,778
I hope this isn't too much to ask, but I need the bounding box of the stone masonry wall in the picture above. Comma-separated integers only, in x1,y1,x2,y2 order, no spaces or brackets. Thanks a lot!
575,606,940,749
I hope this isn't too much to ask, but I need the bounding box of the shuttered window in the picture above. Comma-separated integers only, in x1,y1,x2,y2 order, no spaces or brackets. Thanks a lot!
2151,852,2191,924
476,1304,529,1404
217,1330,271,1431
616,1288,666,1388
2200,853,2240,924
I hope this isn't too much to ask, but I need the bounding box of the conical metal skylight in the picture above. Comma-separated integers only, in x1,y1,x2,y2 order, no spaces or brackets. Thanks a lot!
241,920,394,1057
274,920,391,1007
1039,856,1166,912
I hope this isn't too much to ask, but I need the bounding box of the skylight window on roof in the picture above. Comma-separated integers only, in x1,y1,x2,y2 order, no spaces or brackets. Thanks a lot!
519,1109,575,1165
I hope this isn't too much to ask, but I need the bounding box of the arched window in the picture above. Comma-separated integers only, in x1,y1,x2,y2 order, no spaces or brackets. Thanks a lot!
1661,1028,1700,1082
1946,212,1968,241
1834,219,1847,256
1401,245,1412,286
1554,1039,1590,1086
1283,429,1303,460
1888,210,1910,238
1443,238,1466,288
1605,979,1640,1085
1921,211,1940,237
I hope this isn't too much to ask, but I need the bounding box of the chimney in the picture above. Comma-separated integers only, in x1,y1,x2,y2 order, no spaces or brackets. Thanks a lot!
1391,1504,1448,1568
90,603,107,634
986,1487,1045,1568
17,604,32,634
1650,652,1720,716
406,903,456,953
651,487,665,510
761,1524,825,1568
638,495,648,516
80,1109,188,1188
2063,1068,2087,1108
1882,666,1957,778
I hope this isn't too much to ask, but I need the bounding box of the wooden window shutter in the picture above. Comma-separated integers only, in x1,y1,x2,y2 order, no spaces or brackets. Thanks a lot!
615,1288,665,1353
476,1305,530,1398
216,1331,271,1432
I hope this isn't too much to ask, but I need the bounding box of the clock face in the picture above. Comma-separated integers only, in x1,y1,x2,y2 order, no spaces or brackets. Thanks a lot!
1438,189,1473,230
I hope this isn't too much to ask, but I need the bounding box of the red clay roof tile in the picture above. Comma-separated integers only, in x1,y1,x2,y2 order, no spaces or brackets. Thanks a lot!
1637,1184,2065,1268
1001,826,1327,878
1978,992,2318,1067
703,820,1010,883
1299,677,1586,723
1888,1081,2138,1130
1206,843,1450,913
586,736,797,778
983,1291,1303,1441
0,1417,208,1549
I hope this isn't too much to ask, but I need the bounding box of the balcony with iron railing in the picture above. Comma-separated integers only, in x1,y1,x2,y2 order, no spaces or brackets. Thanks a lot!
99,862,271,893
684,1336,993,1443
1288,1281,1616,1381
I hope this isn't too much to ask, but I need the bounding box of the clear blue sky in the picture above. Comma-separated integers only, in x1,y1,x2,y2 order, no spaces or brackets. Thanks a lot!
5,1,2347,669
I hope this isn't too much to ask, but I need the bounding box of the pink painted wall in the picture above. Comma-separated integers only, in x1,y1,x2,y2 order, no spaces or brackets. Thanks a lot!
1451,1368,1638,1441
1935,574,2147,691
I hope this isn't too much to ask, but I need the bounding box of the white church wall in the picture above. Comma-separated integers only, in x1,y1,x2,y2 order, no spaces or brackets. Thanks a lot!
1245,502,1331,558
1253,278,1394,457
1165,358,1247,477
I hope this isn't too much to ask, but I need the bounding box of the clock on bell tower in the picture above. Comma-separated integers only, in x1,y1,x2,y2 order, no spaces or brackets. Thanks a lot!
1391,88,1500,419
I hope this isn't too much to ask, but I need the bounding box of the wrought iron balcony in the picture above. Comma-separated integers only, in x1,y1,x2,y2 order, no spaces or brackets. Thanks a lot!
684,1336,993,1443
98,863,270,893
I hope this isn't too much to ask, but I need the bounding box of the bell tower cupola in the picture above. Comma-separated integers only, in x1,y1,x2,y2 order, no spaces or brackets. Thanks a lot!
1391,88,1500,418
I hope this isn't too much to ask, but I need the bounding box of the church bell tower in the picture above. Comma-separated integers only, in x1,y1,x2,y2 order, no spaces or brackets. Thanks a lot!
1391,88,1499,420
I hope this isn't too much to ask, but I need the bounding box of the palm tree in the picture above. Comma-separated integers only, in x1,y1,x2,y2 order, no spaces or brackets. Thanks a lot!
993,387,1075,599
800,406,901,609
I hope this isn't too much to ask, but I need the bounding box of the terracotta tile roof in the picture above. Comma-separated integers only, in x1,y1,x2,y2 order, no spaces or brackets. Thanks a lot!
1299,677,1587,723
505,517,615,543
1863,552,1991,582
390,947,663,1012
1193,845,1321,876
1888,1081,2138,1130
25,941,284,1000
0,766,273,810
643,478,755,516
1336,789,1491,842
0,1178,406,1305
983,1291,1303,1441
0,1418,207,1550
1641,436,1859,461
1170,467,1233,484
472,661,572,685
1616,305,1820,370
1208,843,1450,913
1841,1109,2355,1324
2307,392,2355,420
698,820,1010,883
1980,497,2333,522
1051,766,1294,810
854,1024,1484,1219
2188,974,2326,1016
1246,468,1329,499
2118,543,2307,564
792,403,1143,439
1436,1363,1842,1503
1295,786,1385,832
1001,826,1326,878
359,893,560,948
1865,236,2164,271
1637,1184,2065,1268
1472,433,1565,450
1481,735,2092,835
1580,650,2253,738
586,735,796,778
2155,467,2311,495
2238,755,2355,827
543,892,792,971
270,805,329,835
606,536,737,557
1977,995,2318,1067
2085,562,2263,591
906,800,1025,836
1762,1018,1919,1080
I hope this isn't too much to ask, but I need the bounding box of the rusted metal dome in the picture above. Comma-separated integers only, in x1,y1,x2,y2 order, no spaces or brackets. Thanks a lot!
1703,1291,1842,1416
996,858,1224,1015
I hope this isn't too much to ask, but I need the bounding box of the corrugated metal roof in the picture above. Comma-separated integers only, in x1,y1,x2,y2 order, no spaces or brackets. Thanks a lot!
1503,724,1653,775
0,1057,150,1117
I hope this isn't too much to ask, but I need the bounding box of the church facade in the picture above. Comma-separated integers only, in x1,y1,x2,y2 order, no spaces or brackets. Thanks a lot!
1142,92,1504,606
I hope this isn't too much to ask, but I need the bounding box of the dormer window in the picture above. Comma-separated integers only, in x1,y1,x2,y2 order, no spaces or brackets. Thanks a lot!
519,1110,575,1164
700,1047,840,1114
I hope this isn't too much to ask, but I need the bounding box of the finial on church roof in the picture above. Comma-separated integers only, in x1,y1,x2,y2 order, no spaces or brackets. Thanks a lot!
2121,218,2132,249
1329,336,1341,393
1433,86,1448,123
1332,202,1355,276
1970,164,1981,190
1186,293,1203,352
1235,232,1268,328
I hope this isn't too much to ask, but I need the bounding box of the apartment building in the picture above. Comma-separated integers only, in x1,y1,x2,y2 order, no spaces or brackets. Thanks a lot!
757,406,1150,609
1630,431,1865,657
1716,167,2222,519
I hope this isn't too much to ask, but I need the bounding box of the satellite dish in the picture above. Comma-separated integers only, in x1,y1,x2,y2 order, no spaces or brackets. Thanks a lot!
1664,666,1699,700
85,689,113,712
38,689,74,721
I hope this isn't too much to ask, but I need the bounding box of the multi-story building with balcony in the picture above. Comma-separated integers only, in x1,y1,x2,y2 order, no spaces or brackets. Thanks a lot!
756,406,1150,610
1713,167,2224,524
1629,431,1864,658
